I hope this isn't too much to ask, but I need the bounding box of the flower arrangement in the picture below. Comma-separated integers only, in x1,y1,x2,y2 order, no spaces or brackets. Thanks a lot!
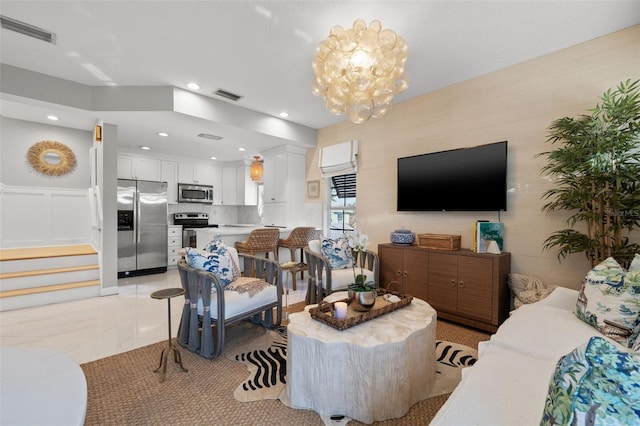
347,227,374,292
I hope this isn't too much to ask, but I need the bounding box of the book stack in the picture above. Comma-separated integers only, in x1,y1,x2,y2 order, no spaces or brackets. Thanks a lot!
473,221,504,253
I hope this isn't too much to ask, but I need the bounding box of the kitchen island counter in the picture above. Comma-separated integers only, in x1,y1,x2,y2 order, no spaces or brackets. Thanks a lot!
195,226,294,252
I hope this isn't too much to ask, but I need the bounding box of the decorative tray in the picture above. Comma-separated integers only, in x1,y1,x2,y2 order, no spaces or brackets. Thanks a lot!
309,289,413,331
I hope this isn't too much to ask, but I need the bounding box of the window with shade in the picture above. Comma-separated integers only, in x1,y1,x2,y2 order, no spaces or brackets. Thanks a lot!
328,173,356,239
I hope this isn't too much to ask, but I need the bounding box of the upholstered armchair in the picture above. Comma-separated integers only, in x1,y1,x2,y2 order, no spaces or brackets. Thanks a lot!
304,239,379,304
177,248,282,359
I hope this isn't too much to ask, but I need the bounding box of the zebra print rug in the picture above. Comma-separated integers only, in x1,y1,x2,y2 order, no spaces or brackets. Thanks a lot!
226,327,477,402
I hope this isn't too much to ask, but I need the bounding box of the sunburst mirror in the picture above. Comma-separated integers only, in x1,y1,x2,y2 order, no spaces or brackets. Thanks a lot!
27,140,77,176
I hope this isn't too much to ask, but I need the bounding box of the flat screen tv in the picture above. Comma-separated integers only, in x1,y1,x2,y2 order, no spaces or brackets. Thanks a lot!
397,141,507,211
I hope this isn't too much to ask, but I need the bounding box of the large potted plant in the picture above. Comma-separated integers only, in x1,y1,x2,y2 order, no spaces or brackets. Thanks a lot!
539,79,640,268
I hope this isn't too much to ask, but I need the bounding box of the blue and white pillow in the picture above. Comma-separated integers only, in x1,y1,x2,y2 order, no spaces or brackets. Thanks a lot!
575,257,640,348
321,235,353,269
203,233,225,252
185,246,239,286
540,336,640,426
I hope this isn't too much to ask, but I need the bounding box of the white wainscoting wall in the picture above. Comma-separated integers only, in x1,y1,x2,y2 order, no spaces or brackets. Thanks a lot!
0,184,92,249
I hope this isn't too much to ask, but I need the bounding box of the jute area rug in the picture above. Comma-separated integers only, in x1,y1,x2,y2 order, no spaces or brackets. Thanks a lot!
82,318,487,425
225,328,477,403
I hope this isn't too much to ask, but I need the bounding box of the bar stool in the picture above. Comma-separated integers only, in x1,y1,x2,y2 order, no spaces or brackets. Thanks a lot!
278,227,316,290
151,288,188,382
235,228,280,275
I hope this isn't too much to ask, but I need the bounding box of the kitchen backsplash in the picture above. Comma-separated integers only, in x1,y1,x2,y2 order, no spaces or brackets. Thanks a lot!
168,204,260,225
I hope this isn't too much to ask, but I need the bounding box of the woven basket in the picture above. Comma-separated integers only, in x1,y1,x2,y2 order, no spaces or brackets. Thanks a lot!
310,289,413,331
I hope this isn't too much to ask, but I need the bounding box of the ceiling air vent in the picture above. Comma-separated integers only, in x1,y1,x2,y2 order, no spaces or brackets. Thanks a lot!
0,15,56,44
197,133,223,141
214,89,243,102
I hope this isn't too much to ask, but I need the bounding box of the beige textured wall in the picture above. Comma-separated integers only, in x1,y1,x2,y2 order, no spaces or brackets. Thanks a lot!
308,25,640,289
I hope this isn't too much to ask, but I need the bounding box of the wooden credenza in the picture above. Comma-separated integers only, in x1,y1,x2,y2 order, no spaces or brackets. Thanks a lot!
378,243,511,333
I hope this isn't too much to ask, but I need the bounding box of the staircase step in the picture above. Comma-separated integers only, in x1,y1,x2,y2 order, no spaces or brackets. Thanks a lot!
0,244,97,261
0,264,99,280
0,279,101,298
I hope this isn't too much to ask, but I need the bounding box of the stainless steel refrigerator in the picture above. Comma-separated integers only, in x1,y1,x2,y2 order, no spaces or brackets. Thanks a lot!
117,179,168,277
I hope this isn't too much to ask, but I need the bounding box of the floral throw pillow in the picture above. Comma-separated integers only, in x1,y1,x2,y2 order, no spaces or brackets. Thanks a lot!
203,233,226,252
184,246,239,287
321,235,353,269
575,257,640,348
540,336,640,426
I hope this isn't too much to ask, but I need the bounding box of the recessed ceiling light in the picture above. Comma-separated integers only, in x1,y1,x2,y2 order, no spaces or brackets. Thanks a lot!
279,112,289,118
210,156,217,160
47,115,59,121
187,82,200,90
238,147,246,152
157,132,169,137
140,146,151,150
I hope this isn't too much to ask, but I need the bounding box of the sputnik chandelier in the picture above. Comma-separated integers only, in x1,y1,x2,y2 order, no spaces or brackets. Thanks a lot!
312,19,408,124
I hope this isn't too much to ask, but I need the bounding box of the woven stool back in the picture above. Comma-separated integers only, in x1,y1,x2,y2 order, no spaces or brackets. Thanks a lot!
235,228,280,260
280,227,316,250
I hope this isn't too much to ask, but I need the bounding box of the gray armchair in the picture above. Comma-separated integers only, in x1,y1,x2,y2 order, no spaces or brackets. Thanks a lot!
177,251,282,359
304,239,379,304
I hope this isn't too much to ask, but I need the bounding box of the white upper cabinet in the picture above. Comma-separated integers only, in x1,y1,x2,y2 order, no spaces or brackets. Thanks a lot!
178,161,214,185
263,153,289,203
161,160,178,203
117,155,161,181
261,145,307,227
217,162,258,206
220,167,237,205
211,166,222,205
237,165,258,206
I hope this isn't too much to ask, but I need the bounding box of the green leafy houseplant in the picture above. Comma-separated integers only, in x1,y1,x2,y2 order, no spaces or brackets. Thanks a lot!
538,79,640,268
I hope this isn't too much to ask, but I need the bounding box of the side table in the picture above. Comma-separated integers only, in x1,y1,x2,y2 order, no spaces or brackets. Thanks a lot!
284,297,437,424
151,287,188,382
281,261,307,291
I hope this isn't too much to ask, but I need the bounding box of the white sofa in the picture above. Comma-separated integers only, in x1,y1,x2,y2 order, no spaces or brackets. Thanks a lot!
430,286,634,426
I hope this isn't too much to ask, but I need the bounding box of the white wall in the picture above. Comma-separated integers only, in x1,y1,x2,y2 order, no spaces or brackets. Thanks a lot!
308,25,640,289
1,117,91,188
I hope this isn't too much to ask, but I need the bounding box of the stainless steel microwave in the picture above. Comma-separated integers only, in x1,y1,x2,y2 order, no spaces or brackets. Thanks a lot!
177,183,213,204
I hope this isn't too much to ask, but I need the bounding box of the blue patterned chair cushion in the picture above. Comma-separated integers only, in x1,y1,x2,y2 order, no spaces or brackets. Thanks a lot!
540,336,640,426
321,236,353,269
575,257,640,348
184,246,240,286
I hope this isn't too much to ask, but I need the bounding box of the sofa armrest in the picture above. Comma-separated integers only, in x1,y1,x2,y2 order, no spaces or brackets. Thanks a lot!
530,286,578,311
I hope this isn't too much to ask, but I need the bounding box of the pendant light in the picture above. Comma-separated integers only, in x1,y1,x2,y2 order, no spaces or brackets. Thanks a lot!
250,156,263,182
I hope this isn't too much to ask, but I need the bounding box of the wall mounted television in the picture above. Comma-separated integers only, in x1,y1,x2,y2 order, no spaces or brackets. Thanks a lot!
397,141,508,211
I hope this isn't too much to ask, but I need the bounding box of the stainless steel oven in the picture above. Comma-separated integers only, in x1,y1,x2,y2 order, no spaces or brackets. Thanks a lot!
177,183,213,204
174,213,218,248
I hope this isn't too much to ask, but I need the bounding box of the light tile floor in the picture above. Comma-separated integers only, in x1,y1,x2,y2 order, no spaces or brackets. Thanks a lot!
0,268,307,364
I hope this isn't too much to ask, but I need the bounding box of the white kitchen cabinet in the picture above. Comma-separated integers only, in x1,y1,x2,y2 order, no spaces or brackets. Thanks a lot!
237,165,258,206
261,145,307,227
220,167,237,205
211,165,222,205
167,225,183,267
117,155,161,181
263,203,287,227
161,160,178,203
263,153,288,203
178,161,214,185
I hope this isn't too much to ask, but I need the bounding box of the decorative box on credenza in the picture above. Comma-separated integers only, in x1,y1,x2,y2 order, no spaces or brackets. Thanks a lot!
378,243,511,333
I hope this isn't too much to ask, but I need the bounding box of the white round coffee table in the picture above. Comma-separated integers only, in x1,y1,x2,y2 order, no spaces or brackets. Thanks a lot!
284,296,437,424
0,347,87,425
